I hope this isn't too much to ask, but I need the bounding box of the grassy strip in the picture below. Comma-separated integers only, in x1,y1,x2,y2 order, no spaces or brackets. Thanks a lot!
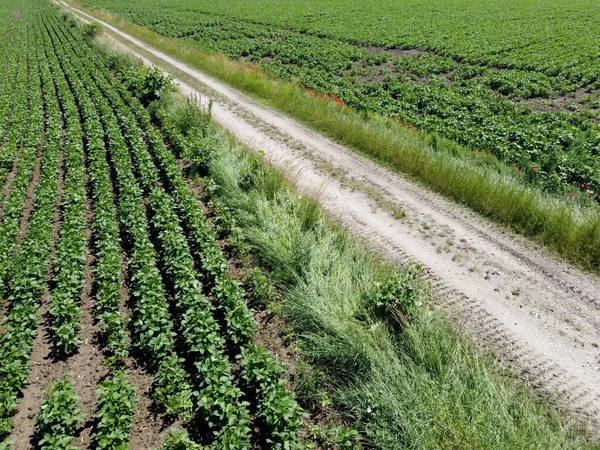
61,0,600,272
152,92,597,449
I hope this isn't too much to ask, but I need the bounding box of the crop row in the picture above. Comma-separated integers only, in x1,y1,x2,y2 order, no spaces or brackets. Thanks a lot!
61,12,307,446
48,29,87,357
0,19,61,440
0,18,23,156
39,9,139,445
0,18,24,152
34,374,84,448
0,23,36,297
44,11,190,433
46,11,129,364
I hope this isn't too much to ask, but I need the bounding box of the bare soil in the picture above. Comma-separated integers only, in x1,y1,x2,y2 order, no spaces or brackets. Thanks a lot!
518,87,600,122
363,45,431,57
60,2,600,429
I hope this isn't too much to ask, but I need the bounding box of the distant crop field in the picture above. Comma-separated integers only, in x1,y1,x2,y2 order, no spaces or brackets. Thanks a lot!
82,0,600,197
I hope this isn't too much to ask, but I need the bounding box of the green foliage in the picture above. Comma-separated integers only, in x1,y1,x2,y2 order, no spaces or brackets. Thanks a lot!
293,362,330,414
35,375,84,450
365,263,425,327
119,65,174,105
244,267,276,309
160,428,204,450
307,425,360,449
48,53,87,357
0,21,60,439
240,345,305,449
154,354,194,421
82,22,102,38
91,373,138,450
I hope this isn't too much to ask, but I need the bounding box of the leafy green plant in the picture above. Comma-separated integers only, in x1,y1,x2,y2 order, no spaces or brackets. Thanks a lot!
35,374,84,450
307,424,360,449
240,345,305,449
154,354,194,421
365,263,425,328
82,22,102,38
160,428,204,450
91,373,138,450
244,267,276,309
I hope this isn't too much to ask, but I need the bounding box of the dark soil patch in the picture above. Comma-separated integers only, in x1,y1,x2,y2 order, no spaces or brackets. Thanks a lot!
362,45,431,58
126,359,175,448
518,87,600,120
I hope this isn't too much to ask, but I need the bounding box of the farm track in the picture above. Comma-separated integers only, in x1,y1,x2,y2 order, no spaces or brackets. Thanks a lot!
59,1,600,427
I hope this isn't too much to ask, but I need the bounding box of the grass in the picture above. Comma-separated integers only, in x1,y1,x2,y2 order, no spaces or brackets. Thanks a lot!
61,0,600,273
144,90,599,449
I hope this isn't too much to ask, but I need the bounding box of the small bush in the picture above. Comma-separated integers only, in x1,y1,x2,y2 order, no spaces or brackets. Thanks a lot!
82,22,102,39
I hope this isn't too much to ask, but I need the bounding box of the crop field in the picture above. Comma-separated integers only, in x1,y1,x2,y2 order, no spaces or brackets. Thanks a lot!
3,0,600,449
0,1,309,447
79,0,600,197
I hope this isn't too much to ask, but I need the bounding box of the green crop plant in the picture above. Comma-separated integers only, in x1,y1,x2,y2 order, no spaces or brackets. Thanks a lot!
34,374,84,449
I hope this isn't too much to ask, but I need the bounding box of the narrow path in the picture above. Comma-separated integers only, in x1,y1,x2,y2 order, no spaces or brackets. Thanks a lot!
59,1,600,426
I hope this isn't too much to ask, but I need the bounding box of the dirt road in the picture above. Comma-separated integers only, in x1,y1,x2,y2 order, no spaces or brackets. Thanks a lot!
59,1,600,426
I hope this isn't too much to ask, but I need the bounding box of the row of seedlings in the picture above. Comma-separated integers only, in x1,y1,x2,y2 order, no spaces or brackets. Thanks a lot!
33,374,84,447
0,17,22,148
54,14,258,446
42,1,128,366
78,24,307,445
0,18,24,143
47,21,88,357
137,94,306,448
149,187,252,447
43,11,191,442
0,21,62,442
0,21,39,297
44,10,197,423
40,12,139,446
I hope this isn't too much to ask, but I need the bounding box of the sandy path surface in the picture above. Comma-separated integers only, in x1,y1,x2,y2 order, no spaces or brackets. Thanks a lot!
59,1,600,426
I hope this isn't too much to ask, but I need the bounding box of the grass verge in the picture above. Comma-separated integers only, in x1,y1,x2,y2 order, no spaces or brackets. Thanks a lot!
62,0,600,273
148,90,598,449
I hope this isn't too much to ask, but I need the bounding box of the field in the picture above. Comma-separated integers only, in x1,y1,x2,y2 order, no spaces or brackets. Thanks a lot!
0,1,307,447
1,0,600,448
80,0,600,198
